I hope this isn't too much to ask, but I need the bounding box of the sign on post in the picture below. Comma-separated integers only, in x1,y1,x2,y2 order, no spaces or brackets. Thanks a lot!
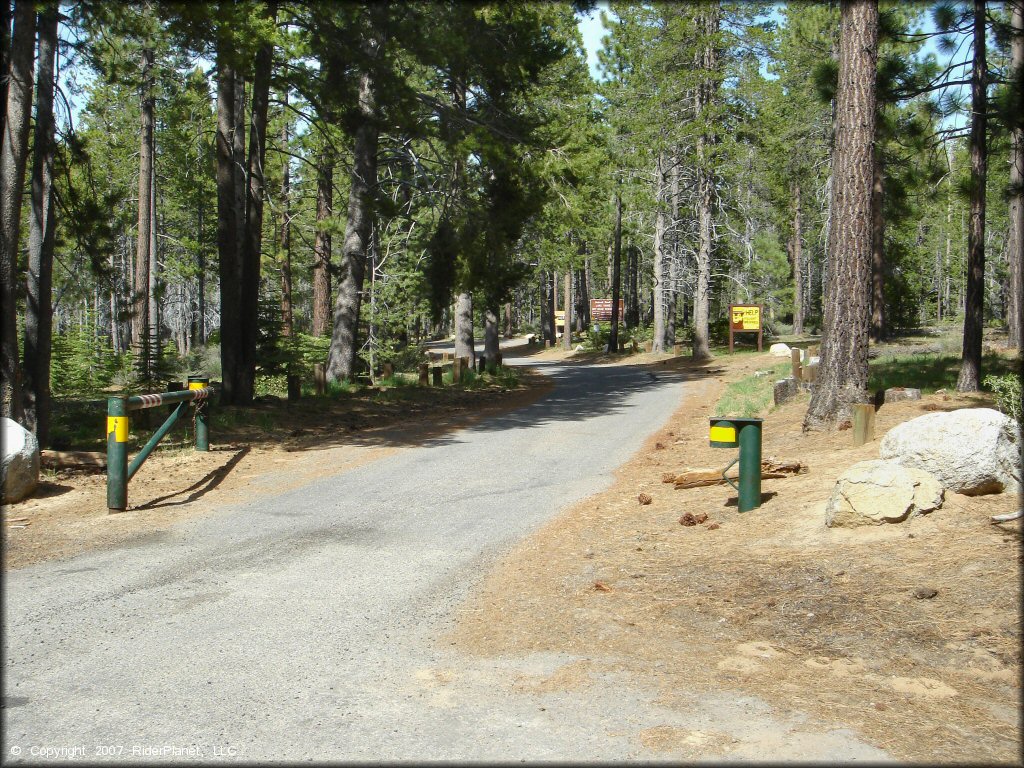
590,299,624,323
728,304,763,352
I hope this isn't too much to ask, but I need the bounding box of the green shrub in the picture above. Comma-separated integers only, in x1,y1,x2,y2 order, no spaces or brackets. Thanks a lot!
983,373,1021,423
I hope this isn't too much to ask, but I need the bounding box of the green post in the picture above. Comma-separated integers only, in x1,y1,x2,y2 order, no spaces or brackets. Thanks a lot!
737,420,763,513
106,396,129,512
188,375,209,451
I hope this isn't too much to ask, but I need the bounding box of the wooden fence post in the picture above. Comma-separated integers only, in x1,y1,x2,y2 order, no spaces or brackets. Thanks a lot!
852,404,875,446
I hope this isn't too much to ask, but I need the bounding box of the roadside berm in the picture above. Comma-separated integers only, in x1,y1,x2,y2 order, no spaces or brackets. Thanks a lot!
448,350,1021,763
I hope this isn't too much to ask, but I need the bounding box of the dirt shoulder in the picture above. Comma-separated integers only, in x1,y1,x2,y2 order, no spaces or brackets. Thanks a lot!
2,370,551,570
447,350,1021,762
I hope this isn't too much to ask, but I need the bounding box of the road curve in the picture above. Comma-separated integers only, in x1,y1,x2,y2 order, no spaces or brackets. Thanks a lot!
4,352,704,761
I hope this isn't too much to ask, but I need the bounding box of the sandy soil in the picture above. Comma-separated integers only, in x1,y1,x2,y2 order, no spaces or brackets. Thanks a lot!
446,349,1022,763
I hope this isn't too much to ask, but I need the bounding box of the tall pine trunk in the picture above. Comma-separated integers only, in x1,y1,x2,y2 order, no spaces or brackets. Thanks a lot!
609,191,622,353
691,7,719,362
23,3,58,443
791,180,804,335
1,0,10,136
870,145,886,341
278,94,299,401
238,22,274,404
667,155,680,345
805,0,878,429
693,155,713,360
133,46,155,376
454,292,475,364
562,271,572,350
327,66,378,382
0,0,34,422
484,307,499,366
652,153,669,352
311,149,333,337
1006,0,1023,350
215,52,244,405
956,0,987,392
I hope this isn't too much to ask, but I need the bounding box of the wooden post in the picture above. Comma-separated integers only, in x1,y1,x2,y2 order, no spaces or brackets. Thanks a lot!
453,356,462,384
382,362,394,380
419,363,429,386
431,366,443,386
852,403,875,446
672,343,681,356
791,348,802,381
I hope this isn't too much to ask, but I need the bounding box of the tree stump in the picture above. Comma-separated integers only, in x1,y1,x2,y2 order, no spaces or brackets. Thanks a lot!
419,363,429,386
382,362,394,380
452,357,462,383
431,366,443,386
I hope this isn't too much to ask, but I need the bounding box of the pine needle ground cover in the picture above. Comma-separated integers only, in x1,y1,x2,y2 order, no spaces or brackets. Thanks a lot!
450,349,1020,762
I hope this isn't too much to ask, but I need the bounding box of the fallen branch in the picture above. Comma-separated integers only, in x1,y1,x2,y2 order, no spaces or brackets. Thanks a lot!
991,509,1023,523
667,457,808,490
41,450,107,471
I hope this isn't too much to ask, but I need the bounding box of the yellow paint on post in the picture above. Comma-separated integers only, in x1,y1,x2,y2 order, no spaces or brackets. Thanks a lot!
709,425,736,444
107,416,128,442
188,381,207,390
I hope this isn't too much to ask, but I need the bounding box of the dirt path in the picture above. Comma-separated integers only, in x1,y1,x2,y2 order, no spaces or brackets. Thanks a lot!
448,350,1021,763
2,370,551,570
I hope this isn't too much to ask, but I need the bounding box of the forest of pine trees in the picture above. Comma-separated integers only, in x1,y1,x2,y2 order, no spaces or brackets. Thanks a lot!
1,1,1021,444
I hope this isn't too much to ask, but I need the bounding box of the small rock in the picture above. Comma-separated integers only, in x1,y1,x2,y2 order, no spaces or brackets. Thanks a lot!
706,522,720,530
694,512,708,524
638,492,653,505
594,581,612,592
884,387,922,403
825,459,944,528
654,442,665,450
913,587,938,600
679,513,698,526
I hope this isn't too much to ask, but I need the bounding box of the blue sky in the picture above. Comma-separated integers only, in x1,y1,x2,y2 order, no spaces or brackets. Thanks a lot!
577,1,611,82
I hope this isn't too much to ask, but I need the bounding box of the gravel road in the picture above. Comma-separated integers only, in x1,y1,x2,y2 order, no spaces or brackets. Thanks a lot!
3,346,889,762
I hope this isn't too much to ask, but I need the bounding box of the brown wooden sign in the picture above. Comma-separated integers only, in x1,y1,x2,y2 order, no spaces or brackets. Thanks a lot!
590,298,624,322
728,304,763,352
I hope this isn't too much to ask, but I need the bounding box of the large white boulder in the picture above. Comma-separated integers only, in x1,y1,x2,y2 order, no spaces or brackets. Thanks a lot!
879,408,1020,496
1,417,40,503
769,343,791,357
825,459,943,528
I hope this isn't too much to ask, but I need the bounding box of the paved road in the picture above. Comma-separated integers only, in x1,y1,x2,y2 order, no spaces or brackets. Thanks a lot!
3,347,889,762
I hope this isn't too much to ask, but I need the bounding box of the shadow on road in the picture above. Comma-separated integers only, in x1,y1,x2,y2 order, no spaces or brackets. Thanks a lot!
134,446,251,511
275,353,726,454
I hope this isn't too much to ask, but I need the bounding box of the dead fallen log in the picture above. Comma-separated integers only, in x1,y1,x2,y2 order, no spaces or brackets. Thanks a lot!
41,450,107,471
667,457,807,490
